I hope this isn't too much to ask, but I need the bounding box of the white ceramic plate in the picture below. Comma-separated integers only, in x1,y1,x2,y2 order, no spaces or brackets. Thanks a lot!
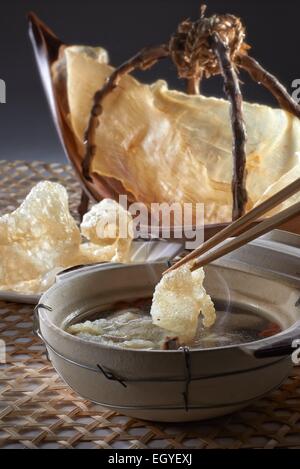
0,290,40,305
0,239,184,305
1,231,298,305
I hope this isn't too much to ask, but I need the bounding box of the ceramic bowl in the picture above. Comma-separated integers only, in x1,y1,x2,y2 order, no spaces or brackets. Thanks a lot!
35,260,300,422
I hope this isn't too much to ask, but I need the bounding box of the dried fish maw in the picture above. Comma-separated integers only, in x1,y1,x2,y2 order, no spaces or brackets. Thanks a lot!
80,198,133,263
150,266,216,343
254,156,300,214
63,46,300,224
67,309,176,350
0,181,81,292
0,183,136,294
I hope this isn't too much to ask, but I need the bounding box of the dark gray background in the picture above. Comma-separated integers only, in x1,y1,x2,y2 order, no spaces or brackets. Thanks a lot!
0,0,299,163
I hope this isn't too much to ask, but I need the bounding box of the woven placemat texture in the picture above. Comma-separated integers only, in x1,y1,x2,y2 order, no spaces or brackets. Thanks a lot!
0,160,300,449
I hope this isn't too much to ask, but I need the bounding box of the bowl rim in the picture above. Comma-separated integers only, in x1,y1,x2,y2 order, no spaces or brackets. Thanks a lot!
38,259,300,355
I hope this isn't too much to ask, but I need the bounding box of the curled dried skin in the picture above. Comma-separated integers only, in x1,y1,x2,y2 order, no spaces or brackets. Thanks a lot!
62,46,300,224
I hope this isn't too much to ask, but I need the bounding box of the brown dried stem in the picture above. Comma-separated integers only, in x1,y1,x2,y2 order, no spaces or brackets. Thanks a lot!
78,190,90,221
237,53,300,119
82,45,170,181
186,74,201,95
212,32,248,221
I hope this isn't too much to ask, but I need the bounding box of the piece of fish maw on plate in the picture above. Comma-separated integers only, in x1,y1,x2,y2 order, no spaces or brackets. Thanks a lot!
80,199,133,262
0,181,81,292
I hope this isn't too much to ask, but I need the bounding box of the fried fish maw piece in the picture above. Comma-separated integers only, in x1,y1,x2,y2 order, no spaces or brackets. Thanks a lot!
0,181,81,292
80,198,134,263
150,265,216,344
0,183,134,294
60,46,300,224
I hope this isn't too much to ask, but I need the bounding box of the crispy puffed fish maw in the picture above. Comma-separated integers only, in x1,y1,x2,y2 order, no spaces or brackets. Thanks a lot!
80,199,134,263
0,181,81,293
60,46,300,224
150,266,216,343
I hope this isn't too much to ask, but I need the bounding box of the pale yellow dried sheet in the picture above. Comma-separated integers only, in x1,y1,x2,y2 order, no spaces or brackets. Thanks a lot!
254,155,300,214
63,46,300,224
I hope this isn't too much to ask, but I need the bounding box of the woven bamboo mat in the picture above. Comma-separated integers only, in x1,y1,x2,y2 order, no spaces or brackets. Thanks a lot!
1,160,300,449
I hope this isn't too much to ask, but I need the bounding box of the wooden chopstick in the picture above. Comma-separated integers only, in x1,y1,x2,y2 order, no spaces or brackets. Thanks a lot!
164,177,300,275
190,201,300,272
